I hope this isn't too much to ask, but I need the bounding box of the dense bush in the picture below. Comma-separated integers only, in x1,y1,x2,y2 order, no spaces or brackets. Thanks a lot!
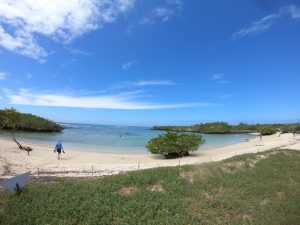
152,122,300,134
0,108,63,132
259,126,277,135
146,131,204,158
153,122,232,134
194,122,231,134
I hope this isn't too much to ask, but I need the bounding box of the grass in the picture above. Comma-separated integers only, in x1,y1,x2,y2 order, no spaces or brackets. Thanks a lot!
0,149,299,225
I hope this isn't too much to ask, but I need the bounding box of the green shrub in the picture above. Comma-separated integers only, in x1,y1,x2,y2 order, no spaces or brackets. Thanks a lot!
259,126,277,135
0,108,63,132
146,131,205,158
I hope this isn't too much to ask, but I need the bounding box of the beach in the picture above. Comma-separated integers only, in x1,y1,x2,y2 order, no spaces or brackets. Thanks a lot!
1,133,300,179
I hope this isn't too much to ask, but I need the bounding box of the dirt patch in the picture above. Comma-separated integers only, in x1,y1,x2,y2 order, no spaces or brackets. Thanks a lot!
212,186,224,197
147,183,164,192
276,191,285,199
202,192,212,199
221,161,246,173
260,199,269,206
194,167,210,182
0,160,13,177
222,152,279,173
118,186,137,196
269,151,280,155
179,171,194,183
256,154,267,159
242,214,252,222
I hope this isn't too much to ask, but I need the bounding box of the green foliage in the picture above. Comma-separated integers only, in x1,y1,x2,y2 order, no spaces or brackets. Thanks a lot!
0,150,299,224
259,126,277,135
0,108,63,132
194,122,231,134
0,108,20,131
152,122,300,134
146,131,204,158
152,122,232,134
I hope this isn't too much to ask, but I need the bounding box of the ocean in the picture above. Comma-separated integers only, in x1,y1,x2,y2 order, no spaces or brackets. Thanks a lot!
0,123,255,154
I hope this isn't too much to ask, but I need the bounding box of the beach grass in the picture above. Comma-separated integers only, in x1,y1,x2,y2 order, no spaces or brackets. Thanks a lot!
0,149,299,224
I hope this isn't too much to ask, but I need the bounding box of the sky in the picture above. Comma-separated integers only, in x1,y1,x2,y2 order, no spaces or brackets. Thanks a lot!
0,0,300,126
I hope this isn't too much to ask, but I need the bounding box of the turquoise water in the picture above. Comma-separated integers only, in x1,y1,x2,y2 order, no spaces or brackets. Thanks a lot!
0,123,255,154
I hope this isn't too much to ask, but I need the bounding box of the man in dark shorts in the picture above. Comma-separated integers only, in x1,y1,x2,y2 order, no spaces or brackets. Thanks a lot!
54,140,65,160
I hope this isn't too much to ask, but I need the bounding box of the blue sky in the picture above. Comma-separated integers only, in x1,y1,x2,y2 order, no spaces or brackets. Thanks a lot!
0,0,300,126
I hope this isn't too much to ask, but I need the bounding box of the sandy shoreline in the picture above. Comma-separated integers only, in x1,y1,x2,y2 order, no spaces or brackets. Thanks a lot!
1,133,300,179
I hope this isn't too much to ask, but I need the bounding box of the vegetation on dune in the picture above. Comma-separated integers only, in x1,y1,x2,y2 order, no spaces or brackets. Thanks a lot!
0,150,299,224
146,131,205,158
152,122,300,135
0,108,63,132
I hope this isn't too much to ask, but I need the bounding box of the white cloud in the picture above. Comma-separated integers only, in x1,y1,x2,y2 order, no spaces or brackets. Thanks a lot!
232,14,278,40
232,4,300,40
3,88,214,110
128,80,175,86
67,47,91,56
152,7,174,21
0,72,8,80
0,0,135,61
285,5,300,19
140,0,182,25
211,73,228,84
211,73,223,81
167,0,183,10
122,60,137,70
140,7,174,25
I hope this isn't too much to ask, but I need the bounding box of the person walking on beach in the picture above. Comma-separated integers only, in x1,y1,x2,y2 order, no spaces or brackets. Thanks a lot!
54,140,65,160
259,133,262,141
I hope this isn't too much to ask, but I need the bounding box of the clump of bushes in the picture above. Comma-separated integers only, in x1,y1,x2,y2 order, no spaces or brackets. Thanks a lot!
0,108,63,132
146,131,205,158
259,126,277,135
195,122,231,134
152,122,300,135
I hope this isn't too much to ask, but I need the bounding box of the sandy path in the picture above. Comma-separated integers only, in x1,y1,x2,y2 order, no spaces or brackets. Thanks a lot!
0,133,299,179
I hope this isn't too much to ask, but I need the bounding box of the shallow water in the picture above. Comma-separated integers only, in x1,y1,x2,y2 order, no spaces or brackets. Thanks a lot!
0,123,255,154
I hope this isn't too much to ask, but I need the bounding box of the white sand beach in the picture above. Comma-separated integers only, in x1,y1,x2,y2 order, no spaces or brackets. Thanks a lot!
1,133,300,179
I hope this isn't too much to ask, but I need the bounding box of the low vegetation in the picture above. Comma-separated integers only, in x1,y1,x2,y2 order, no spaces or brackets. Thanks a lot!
0,108,63,132
0,150,299,224
259,126,278,135
152,122,300,135
146,131,204,158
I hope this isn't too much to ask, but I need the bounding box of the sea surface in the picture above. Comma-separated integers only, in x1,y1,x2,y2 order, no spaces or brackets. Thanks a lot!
0,123,255,154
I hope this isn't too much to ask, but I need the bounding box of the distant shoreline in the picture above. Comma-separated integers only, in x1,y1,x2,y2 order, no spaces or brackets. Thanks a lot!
151,122,300,135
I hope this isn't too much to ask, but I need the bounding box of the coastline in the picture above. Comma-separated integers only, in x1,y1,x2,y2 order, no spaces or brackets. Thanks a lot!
1,133,300,179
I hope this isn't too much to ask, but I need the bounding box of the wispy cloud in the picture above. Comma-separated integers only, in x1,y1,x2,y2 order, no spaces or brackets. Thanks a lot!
140,0,182,25
26,74,32,80
215,93,231,98
67,47,92,56
0,72,8,80
122,60,137,70
0,0,135,62
211,73,228,84
286,4,300,19
128,80,175,86
211,73,223,81
3,88,214,110
60,58,77,68
232,4,300,40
